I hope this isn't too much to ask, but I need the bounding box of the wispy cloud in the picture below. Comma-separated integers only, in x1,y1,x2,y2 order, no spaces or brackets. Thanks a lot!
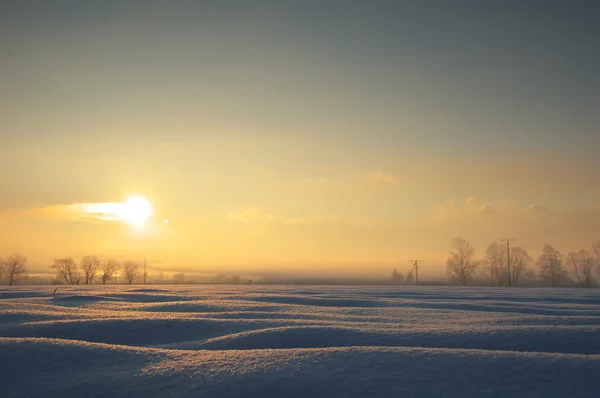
424,196,600,252
8,199,154,225
367,170,397,185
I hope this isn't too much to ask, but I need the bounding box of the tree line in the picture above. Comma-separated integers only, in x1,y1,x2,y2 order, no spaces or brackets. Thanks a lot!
50,256,140,285
445,237,600,287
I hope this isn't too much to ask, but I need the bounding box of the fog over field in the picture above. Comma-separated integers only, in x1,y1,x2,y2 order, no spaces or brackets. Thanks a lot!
1,285,599,397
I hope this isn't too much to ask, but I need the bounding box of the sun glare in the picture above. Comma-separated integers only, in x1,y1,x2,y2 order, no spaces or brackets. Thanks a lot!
120,196,153,227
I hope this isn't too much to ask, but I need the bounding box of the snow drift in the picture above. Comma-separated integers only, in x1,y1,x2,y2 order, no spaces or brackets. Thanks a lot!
1,285,599,397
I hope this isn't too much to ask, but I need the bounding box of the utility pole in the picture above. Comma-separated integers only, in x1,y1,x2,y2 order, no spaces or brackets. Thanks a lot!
414,260,419,285
143,257,147,285
405,260,422,285
500,238,516,286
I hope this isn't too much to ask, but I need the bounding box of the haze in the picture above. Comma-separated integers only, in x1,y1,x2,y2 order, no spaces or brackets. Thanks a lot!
1,1,599,279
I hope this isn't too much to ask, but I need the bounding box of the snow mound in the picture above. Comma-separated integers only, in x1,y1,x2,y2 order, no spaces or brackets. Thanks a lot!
1,285,600,396
1,338,600,398
51,295,118,307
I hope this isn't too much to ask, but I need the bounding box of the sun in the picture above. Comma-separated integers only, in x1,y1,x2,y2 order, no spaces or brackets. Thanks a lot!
120,196,153,227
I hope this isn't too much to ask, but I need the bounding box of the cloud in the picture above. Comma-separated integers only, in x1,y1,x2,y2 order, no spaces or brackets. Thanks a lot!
424,196,600,254
368,170,397,185
5,199,154,225
523,204,553,216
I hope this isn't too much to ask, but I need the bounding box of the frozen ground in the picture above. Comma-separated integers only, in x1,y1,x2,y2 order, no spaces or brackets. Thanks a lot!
1,285,599,397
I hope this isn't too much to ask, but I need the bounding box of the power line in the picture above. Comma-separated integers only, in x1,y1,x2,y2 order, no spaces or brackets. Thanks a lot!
500,238,516,286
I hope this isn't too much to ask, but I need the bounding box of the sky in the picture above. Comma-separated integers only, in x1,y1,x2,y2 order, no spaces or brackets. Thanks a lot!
1,1,599,278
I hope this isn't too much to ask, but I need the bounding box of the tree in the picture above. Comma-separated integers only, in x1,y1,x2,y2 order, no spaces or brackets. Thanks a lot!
51,258,80,285
101,259,120,284
3,254,27,285
509,247,531,286
81,255,101,285
173,273,186,284
391,268,404,285
536,244,566,287
123,261,139,285
446,237,479,285
567,250,595,287
484,242,506,286
0,258,5,281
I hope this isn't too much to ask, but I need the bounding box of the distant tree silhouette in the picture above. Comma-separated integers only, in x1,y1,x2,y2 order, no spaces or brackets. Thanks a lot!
391,268,404,285
123,261,139,285
3,254,27,285
101,259,120,284
567,250,595,287
484,242,506,286
509,247,531,286
0,258,5,281
537,245,566,287
447,237,479,286
81,255,101,285
52,258,80,285
173,273,185,284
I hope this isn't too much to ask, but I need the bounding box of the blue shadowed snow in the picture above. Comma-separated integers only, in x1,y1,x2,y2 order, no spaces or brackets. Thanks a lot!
1,285,599,397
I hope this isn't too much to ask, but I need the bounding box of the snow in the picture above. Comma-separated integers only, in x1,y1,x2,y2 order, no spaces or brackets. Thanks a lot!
1,285,599,397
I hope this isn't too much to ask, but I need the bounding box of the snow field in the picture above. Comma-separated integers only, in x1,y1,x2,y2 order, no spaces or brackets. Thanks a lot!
1,285,599,397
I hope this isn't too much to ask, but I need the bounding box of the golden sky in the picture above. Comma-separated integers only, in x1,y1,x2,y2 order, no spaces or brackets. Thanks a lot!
1,2,599,277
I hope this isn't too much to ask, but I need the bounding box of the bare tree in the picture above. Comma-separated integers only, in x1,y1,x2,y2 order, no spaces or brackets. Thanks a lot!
173,273,186,284
4,254,27,285
446,237,479,285
484,242,507,286
101,259,120,284
567,250,595,287
51,258,80,285
509,247,531,286
391,268,404,285
536,244,566,287
0,258,5,281
123,261,139,285
81,255,101,285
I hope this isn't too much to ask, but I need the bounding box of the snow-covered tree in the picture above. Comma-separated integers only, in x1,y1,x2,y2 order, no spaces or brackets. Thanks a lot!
101,259,120,284
484,242,506,286
52,258,80,285
509,247,531,286
537,245,566,287
567,249,595,287
81,255,101,285
3,254,27,285
123,261,139,285
447,237,479,286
